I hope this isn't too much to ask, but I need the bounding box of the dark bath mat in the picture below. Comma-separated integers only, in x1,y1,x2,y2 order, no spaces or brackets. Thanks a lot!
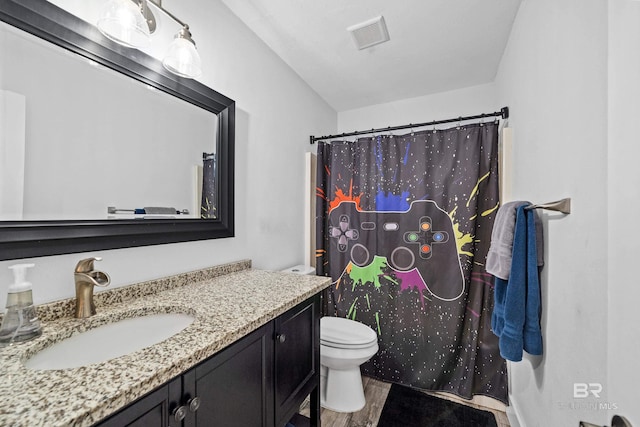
377,384,498,427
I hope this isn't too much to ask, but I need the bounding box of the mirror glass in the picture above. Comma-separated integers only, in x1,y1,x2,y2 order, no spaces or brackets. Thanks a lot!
1,22,218,220
0,0,235,260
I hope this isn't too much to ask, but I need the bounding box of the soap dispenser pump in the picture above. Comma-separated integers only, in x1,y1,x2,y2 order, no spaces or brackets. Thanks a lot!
0,263,42,345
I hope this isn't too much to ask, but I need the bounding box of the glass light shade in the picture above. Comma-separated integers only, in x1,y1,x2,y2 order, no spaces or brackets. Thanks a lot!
97,0,151,48
163,37,202,79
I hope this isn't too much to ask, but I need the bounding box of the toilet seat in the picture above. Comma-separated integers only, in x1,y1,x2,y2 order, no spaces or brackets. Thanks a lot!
321,339,377,349
320,317,377,349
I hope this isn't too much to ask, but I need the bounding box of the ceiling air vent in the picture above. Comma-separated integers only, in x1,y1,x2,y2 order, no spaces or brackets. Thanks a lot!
347,16,390,50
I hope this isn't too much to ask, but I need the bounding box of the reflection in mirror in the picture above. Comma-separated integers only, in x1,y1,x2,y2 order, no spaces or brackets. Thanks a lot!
0,22,218,221
0,0,234,261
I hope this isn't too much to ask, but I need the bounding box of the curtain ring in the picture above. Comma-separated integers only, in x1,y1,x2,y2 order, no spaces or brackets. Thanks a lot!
432,120,437,134
410,124,414,137
456,117,462,130
480,114,485,127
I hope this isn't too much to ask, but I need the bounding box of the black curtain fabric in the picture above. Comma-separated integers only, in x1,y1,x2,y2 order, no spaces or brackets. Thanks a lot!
201,153,216,219
315,123,507,402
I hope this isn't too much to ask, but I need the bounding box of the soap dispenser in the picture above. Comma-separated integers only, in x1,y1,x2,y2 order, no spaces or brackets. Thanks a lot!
0,263,42,345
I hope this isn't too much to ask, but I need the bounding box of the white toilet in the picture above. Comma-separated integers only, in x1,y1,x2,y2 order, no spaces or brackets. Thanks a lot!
282,265,379,413
320,316,379,413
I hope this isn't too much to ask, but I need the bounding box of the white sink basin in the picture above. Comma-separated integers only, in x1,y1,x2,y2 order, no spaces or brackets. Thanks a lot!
24,313,195,370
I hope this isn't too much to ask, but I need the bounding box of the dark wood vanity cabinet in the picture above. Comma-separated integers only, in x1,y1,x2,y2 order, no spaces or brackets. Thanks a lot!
96,377,183,427
274,297,319,427
95,294,320,427
184,321,275,427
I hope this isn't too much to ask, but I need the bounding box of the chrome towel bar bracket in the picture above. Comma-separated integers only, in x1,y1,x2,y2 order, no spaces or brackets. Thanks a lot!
524,198,571,214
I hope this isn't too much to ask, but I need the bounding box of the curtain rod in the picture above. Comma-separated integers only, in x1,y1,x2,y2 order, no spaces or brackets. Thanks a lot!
309,106,509,144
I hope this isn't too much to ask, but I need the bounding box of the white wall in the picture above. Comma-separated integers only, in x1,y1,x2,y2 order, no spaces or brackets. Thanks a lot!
0,0,336,307
495,0,610,426
607,1,640,425
338,83,498,133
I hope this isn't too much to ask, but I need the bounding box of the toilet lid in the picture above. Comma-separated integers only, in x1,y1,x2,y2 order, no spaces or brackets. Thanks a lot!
321,317,377,348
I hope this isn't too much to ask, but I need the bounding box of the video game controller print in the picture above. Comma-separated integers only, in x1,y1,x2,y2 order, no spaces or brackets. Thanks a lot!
328,200,465,301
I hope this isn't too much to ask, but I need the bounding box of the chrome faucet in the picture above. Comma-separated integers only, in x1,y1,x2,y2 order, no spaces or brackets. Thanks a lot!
74,257,111,318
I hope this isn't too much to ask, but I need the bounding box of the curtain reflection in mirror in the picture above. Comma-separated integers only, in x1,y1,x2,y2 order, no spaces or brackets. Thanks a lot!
201,152,216,219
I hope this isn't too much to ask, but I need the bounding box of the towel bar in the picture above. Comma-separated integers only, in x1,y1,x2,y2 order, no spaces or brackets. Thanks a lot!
107,207,190,215
524,198,571,214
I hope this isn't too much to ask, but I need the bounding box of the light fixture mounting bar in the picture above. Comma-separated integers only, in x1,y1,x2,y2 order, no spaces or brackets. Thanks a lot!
146,0,188,28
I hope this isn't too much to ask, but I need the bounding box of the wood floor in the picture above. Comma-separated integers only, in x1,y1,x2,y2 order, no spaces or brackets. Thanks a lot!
299,376,511,427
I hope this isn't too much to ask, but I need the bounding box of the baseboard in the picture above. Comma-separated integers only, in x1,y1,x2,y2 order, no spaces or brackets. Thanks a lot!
506,395,525,427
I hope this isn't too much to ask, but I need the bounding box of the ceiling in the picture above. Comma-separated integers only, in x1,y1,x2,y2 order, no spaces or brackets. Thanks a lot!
220,0,523,112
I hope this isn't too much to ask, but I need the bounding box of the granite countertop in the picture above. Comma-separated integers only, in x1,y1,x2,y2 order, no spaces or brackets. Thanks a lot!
0,260,330,427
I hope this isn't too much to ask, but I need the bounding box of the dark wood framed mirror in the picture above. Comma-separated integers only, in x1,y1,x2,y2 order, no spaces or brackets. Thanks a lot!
0,0,235,260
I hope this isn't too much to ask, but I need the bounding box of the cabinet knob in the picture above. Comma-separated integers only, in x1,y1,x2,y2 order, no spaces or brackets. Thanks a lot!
188,396,201,412
172,405,187,422
276,333,286,343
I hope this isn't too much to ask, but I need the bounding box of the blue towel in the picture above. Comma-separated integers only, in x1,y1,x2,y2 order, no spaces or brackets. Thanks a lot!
492,205,543,361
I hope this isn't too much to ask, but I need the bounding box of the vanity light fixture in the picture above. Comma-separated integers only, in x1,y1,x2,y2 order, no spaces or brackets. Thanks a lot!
97,0,202,78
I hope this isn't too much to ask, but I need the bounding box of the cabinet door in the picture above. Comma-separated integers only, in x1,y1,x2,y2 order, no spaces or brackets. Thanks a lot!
95,377,182,427
184,321,274,427
274,295,320,427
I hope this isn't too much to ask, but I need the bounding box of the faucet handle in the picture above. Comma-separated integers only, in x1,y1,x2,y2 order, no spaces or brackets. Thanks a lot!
75,256,103,273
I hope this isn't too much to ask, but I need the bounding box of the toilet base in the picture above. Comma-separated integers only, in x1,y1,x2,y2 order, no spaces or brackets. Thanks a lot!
320,365,366,413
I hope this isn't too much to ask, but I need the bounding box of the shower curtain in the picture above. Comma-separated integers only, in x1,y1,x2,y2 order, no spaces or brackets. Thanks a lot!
316,122,507,402
201,152,216,219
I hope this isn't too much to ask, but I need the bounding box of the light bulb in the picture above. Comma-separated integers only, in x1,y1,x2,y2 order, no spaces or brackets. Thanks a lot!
162,30,202,79
97,0,151,48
